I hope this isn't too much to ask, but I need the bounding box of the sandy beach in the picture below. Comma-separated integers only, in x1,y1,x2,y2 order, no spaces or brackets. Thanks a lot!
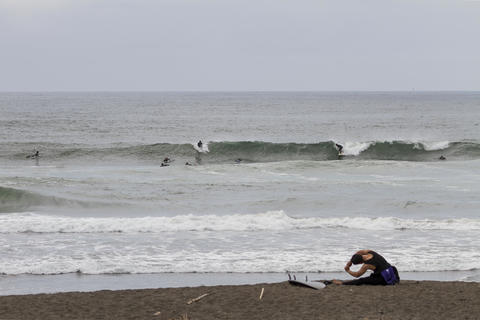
0,280,478,320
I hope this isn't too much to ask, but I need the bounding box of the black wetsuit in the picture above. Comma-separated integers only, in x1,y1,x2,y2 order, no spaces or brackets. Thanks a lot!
343,251,399,286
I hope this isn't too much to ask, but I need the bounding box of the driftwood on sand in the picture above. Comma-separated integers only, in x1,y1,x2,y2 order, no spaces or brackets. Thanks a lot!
186,293,211,305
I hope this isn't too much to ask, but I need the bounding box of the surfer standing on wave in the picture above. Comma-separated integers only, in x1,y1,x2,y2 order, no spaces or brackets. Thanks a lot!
335,143,343,154
332,250,399,286
335,143,344,159
194,140,204,164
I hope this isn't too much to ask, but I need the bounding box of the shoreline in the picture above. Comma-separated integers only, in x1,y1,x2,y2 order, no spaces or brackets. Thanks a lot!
1,270,479,296
0,280,479,319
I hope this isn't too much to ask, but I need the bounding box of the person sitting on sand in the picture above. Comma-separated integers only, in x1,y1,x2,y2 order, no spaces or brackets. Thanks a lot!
332,250,399,286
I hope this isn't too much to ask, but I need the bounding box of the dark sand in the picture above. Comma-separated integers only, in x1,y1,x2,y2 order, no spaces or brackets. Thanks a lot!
0,281,479,320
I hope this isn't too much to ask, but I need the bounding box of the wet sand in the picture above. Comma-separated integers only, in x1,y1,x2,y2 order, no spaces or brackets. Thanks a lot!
0,280,479,320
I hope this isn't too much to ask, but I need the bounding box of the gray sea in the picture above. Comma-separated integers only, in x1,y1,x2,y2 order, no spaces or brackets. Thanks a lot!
1,92,480,295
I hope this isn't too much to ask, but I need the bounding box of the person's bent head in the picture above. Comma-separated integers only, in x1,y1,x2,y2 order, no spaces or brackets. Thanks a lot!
350,254,363,265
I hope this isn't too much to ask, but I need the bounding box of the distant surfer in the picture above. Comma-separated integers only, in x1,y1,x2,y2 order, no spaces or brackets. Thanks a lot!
161,157,171,166
26,150,40,159
194,141,204,164
335,143,344,159
185,162,192,166
335,143,344,154
235,158,242,163
439,155,446,160
332,250,399,286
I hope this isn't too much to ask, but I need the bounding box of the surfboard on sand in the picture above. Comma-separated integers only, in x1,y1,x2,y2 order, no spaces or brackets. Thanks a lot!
289,279,326,290
287,274,326,290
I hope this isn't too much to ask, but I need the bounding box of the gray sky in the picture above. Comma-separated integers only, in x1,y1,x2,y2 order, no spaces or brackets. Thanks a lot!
0,0,479,91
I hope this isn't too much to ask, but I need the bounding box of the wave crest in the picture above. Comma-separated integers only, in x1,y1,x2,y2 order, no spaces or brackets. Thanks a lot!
0,186,99,213
4,140,480,163
1,211,480,234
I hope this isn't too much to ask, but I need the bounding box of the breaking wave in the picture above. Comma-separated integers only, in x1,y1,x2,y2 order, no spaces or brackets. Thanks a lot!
3,140,480,164
2,211,480,234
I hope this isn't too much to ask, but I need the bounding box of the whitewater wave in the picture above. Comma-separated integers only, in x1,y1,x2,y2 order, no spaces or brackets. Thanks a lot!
3,140,479,164
340,142,372,156
419,141,450,151
2,211,480,234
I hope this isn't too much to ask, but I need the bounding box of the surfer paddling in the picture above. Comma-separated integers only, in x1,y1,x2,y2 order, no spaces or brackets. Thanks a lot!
161,157,171,167
26,150,40,159
332,250,399,286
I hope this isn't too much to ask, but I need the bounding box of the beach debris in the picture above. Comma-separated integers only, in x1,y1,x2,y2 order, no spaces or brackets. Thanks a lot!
187,293,211,305
259,287,265,300
153,311,162,316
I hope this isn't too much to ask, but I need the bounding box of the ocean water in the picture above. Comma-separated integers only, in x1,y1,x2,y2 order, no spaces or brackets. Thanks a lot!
1,92,480,292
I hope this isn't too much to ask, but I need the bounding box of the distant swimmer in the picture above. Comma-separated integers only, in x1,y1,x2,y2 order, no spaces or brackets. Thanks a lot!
439,155,446,160
197,140,203,149
160,162,169,167
26,150,40,159
235,158,242,163
185,162,192,166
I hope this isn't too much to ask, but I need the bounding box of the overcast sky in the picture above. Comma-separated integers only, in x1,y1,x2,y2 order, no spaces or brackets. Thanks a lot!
0,0,479,91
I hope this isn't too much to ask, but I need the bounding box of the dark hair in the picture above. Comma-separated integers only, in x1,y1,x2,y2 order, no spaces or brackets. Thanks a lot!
351,254,363,265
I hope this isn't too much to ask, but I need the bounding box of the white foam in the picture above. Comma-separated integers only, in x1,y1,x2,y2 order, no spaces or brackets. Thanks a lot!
340,141,372,156
420,141,450,151
193,141,209,153
1,211,480,234
2,247,479,275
